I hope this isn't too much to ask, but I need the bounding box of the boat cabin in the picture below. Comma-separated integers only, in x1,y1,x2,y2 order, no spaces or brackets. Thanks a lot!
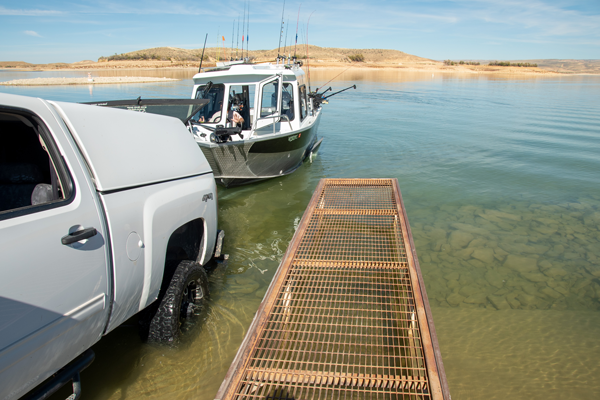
190,63,311,140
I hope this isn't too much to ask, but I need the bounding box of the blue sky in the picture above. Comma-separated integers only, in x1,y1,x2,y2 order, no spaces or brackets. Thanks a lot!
1,0,599,63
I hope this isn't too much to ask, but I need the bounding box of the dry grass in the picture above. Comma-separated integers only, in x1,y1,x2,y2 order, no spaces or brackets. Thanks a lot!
2,46,598,75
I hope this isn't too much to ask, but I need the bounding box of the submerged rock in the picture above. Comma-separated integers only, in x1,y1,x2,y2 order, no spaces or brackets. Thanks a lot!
504,255,539,273
449,230,474,249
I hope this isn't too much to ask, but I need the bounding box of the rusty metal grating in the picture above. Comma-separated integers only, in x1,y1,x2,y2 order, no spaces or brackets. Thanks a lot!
217,179,449,400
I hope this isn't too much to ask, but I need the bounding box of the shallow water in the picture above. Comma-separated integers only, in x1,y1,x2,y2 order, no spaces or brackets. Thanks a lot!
2,68,599,399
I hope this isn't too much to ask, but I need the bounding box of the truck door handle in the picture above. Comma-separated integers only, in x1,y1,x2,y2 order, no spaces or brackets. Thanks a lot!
61,227,97,245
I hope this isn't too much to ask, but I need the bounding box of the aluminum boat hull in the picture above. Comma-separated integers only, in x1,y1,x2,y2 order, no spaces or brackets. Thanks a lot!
198,113,321,187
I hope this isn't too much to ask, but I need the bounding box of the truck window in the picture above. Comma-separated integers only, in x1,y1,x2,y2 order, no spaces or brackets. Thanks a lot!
0,110,72,218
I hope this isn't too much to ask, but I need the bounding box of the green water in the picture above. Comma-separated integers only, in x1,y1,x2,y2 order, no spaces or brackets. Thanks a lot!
2,69,599,399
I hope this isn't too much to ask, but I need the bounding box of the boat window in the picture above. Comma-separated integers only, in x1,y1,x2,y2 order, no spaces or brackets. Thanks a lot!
260,80,279,118
299,85,307,121
281,83,295,122
0,110,73,220
194,83,225,123
228,84,254,130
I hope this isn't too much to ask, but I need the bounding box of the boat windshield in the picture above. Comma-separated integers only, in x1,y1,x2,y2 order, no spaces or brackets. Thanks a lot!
194,83,225,123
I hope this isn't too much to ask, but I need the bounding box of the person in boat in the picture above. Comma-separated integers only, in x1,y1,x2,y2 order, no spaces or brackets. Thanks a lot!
227,100,244,128
199,100,223,123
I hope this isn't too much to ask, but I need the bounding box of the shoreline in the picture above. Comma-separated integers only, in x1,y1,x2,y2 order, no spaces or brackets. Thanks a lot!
0,59,574,76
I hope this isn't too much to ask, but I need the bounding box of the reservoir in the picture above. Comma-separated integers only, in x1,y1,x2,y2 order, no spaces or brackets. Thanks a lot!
1,68,599,399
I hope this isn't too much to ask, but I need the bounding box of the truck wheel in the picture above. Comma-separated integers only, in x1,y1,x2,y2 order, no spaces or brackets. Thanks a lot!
147,260,209,343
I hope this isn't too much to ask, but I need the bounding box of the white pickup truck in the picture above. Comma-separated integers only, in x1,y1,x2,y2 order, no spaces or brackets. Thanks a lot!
0,93,223,400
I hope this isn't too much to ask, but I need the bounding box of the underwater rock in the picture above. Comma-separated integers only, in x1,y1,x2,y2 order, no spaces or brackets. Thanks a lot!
520,271,549,283
540,287,563,299
485,270,506,289
454,247,475,260
449,230,474,249
472,248,495,264
464,293,487,305
499,242,549,254
443,270,459,280
486,209,522,221
542,267,568,278
459,285,482,298
487,295,511,310
450,222,489,236
467,259,486,268
584,264,600,278
446,292,466,307
505,292,521,309
504,255,539,273
447,280,460,290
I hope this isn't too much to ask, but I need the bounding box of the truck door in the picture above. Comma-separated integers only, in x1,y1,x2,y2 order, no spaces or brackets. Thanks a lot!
0,96,110,400
254,74,283,133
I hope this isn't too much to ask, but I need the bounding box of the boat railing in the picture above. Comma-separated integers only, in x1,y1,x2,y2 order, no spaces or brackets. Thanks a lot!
251,114,293,135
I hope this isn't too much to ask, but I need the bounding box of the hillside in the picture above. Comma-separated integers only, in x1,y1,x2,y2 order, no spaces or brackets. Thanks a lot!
97,45,435,64
1,46,598,74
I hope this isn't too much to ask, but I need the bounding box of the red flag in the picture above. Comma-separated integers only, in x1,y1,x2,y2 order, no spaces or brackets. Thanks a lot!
222,36,225,41
242,35,244,42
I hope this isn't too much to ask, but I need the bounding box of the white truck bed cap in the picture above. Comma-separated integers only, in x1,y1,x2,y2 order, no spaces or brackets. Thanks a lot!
51,101,211,192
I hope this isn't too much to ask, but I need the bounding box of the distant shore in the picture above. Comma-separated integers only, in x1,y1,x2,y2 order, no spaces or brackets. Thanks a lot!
0,59,564,77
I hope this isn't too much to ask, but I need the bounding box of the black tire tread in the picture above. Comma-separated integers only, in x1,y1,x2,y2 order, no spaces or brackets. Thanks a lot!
146,260,209,343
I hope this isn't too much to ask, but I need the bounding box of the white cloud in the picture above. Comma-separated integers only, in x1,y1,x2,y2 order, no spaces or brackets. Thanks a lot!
24,30,43,37
0,6,63,16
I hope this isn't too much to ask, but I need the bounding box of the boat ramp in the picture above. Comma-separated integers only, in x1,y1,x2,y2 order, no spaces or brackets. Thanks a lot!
216,178,450,400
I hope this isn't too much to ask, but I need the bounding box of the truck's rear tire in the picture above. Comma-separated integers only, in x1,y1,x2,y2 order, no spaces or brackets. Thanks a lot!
146,260,209,343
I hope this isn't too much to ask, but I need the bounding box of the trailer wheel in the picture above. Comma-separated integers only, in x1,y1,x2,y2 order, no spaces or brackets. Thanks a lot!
146,260,209,343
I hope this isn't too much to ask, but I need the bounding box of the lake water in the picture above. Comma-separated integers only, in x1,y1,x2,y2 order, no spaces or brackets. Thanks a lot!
2,68,600,399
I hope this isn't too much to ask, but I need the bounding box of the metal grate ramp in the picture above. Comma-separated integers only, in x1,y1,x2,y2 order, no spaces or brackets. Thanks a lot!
216,179,449,400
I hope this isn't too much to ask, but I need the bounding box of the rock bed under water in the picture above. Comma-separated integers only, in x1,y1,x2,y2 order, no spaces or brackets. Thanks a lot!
411,196,600,311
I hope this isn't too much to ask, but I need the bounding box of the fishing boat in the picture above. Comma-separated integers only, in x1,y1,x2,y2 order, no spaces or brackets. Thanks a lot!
84,58,354,188
188,58,324,187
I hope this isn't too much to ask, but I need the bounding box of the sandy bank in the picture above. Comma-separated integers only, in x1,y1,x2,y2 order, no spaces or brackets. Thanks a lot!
0,76,178,86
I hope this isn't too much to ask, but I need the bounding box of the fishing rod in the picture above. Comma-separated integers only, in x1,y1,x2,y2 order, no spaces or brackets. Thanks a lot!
246,1,250,59
316,66,353,92
308,85,356,109
294,5,301,58
242,3,246,58
323,85,356,99
236,17,240,59
306,11,315,92
231,20,235,60
277,0,286,59
198,33,208,73
283,18,289,57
